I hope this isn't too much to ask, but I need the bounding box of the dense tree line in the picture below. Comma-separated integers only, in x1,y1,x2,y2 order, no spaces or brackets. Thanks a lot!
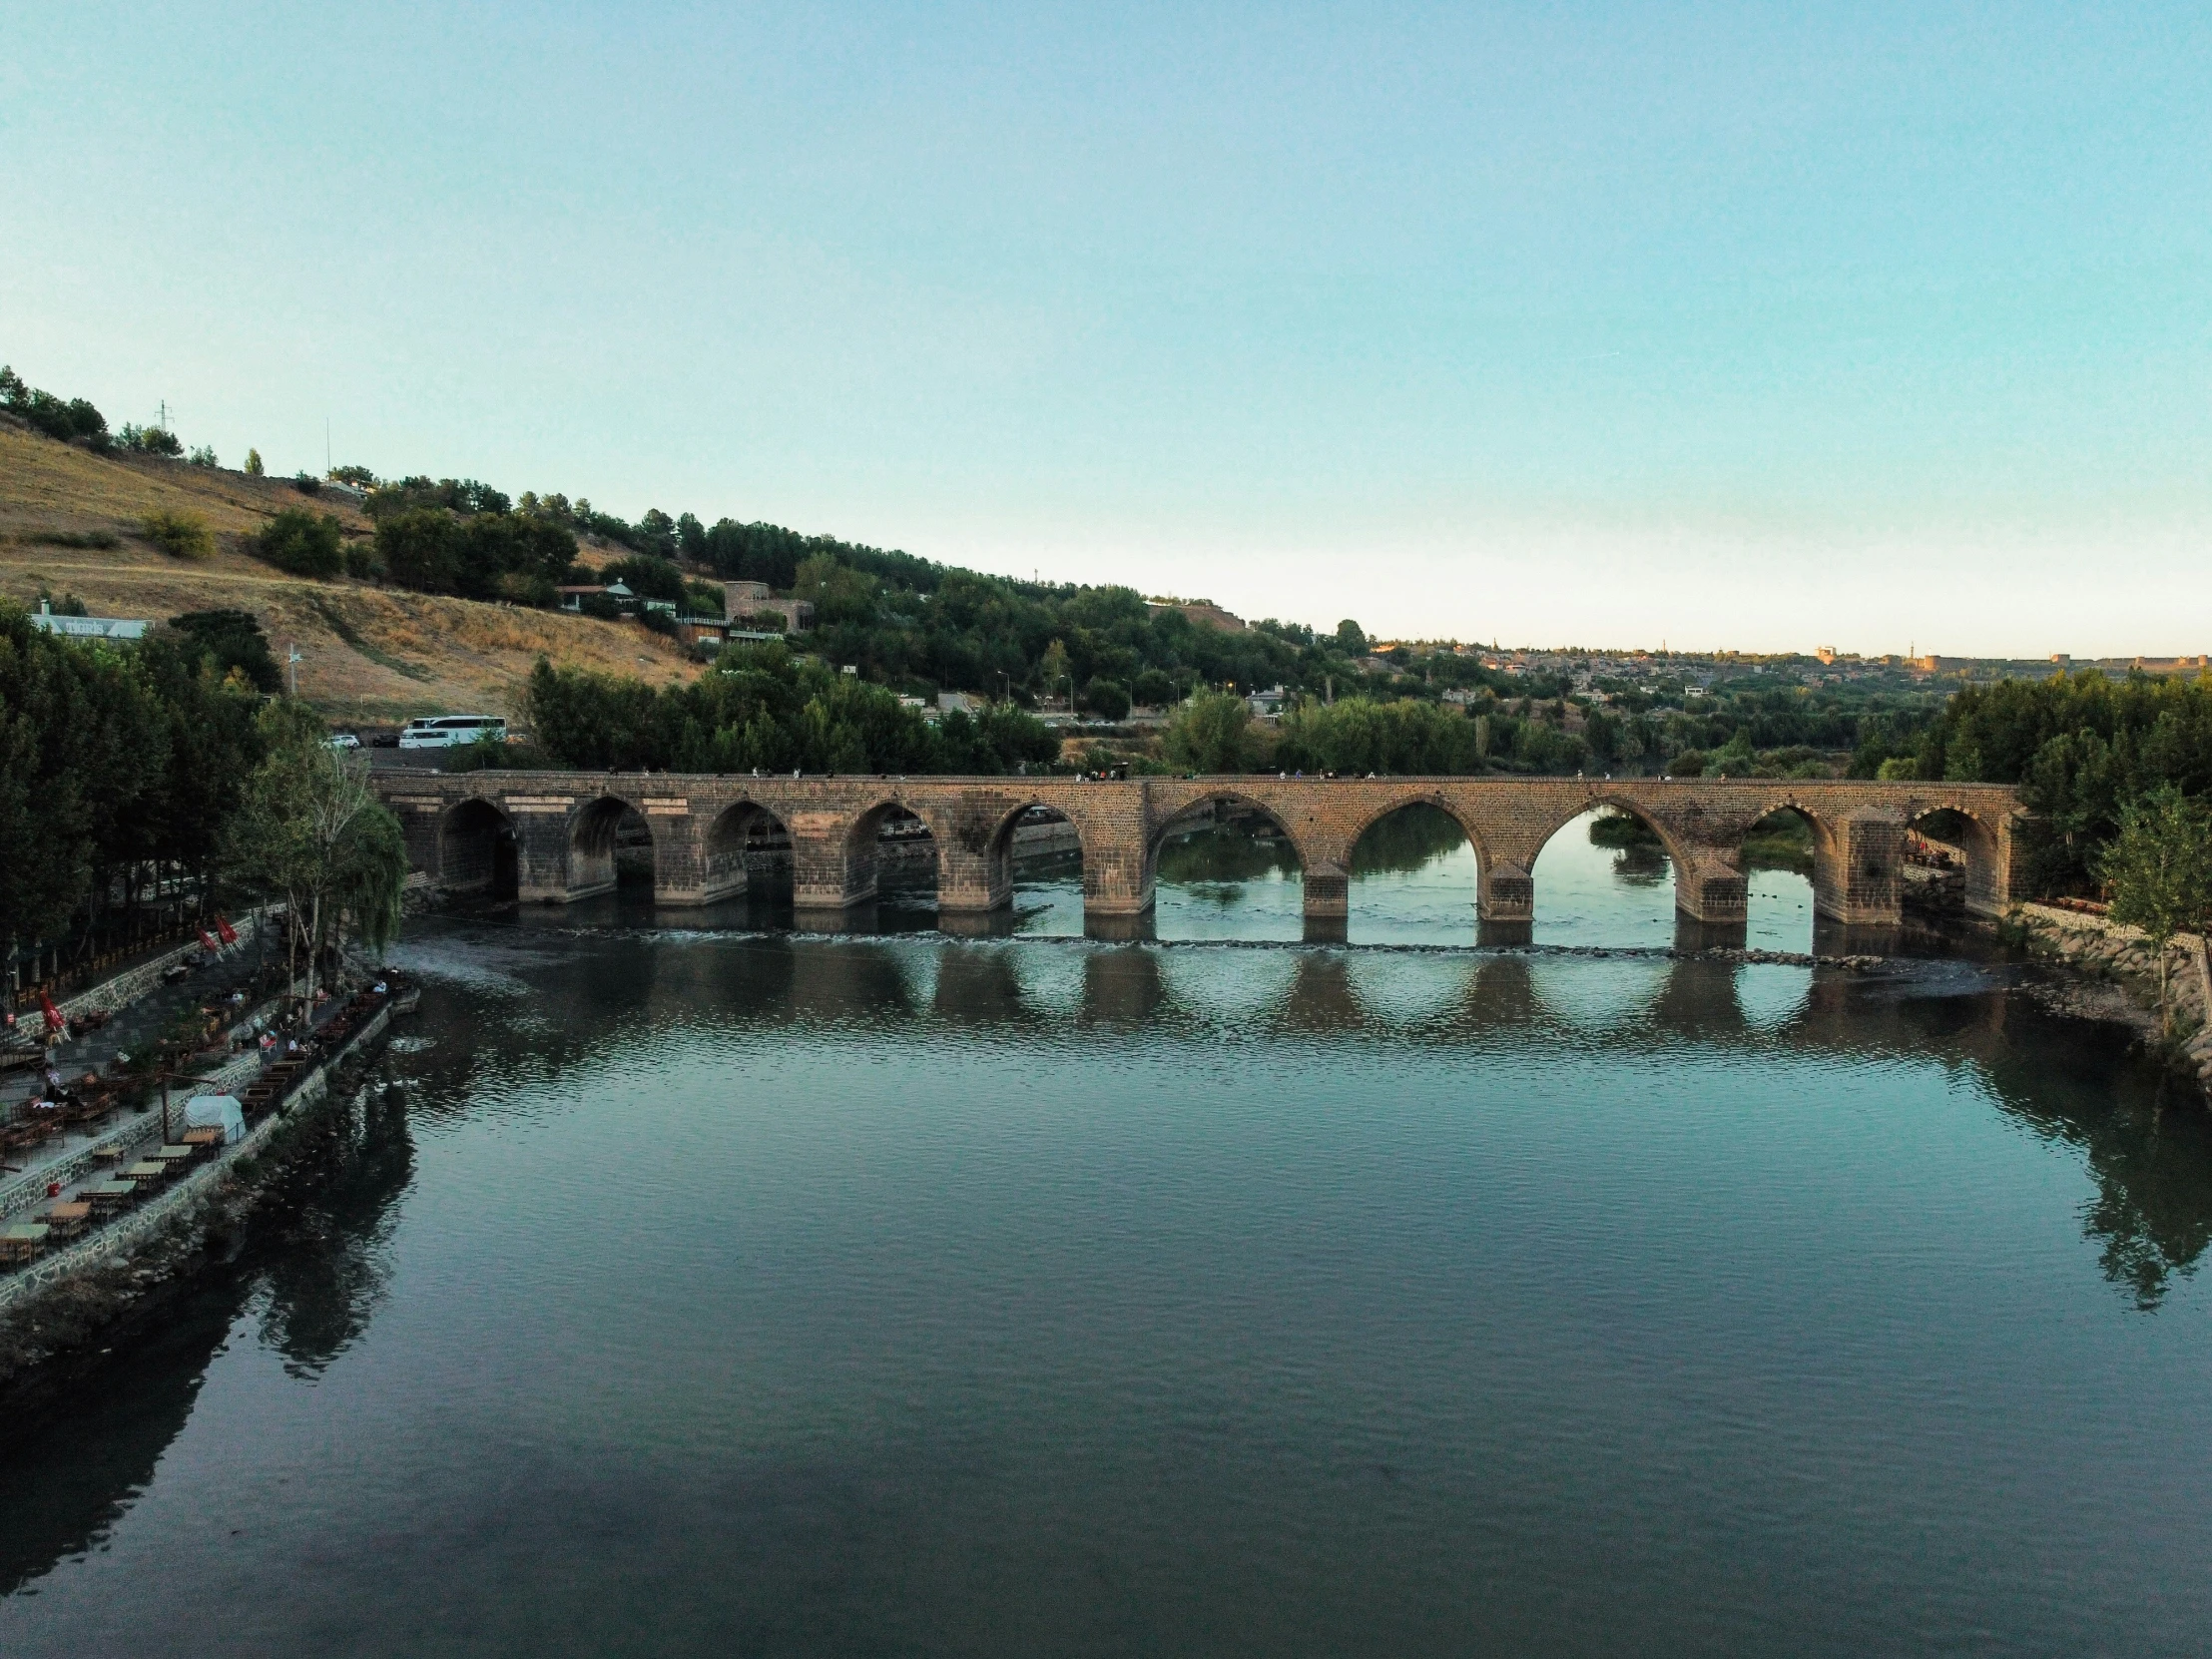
520,646,1060,776
0,601,406,986
1,601,269,964
1892,672,2212,895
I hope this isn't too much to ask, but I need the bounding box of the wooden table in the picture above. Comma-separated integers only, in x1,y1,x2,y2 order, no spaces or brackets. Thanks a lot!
154,1145,196,1165
0,1223,50,1266
83,1179,138,1218
42,1201,91,1241
181,1128,225,1152
122,1161,169,1189
90,1145,127,1167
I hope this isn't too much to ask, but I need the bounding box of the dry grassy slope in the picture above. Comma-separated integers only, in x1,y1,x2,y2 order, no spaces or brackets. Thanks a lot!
0,422,701,725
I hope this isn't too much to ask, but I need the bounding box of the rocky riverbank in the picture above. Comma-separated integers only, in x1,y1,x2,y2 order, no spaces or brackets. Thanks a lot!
2010,902,2212,1091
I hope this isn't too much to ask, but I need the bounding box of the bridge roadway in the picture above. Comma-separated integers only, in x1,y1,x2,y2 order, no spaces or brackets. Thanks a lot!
374,771,2026,940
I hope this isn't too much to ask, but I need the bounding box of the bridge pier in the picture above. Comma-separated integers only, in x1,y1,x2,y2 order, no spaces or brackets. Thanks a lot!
1812,811,1904,926
503,796,601,902
1673,855,1748,926
789,813,875,910
935,844,1012,916
1302,860,1350,922
644,808,749,905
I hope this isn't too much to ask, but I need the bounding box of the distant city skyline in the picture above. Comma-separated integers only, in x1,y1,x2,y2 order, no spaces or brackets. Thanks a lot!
4,2,2206,657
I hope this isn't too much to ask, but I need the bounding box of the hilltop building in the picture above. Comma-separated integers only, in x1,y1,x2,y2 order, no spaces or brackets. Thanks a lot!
723,580,814,633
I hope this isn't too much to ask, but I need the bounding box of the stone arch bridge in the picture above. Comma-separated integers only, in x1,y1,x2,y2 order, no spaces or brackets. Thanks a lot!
375,772,2025,938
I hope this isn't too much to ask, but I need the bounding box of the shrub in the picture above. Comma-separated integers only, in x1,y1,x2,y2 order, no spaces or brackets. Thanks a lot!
25,528,120,550
292,472,323,495
142,510,215,560
252,508,344,578
344,541,385,581
187,444,220,468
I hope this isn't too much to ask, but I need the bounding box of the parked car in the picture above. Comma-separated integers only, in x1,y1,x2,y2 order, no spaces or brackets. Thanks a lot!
397,715,509,750
326,732,361,750
366,730,400,748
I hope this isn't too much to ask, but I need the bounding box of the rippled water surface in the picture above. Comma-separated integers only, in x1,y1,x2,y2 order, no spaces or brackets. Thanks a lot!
3,822,2209,1656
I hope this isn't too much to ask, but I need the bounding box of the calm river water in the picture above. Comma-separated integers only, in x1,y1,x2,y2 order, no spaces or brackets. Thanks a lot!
3,812,2209,1656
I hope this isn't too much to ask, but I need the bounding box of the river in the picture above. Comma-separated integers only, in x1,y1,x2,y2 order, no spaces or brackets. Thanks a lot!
2,810,2207,1656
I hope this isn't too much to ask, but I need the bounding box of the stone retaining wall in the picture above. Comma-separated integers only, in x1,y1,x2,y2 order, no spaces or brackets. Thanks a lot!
54,908,274,1024
0,1000,393,1310
2014,902,2212,1083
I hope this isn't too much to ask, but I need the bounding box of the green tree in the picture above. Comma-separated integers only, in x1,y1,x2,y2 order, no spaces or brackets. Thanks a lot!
224,703,407,996
2095,786,2212,1039
252,508,345,578
374,508,463,592
1040,639,1072,705
245,447,265,476
1163,688,1255,774
1081,677,1132,721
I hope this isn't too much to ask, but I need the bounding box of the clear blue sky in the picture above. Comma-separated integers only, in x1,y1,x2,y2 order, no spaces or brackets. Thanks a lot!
4,2,2206,655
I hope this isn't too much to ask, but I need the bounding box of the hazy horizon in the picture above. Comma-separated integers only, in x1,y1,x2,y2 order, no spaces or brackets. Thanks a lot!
5,2,2205,658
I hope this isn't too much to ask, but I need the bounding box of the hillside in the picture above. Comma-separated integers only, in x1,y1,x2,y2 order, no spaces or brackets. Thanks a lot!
0,422,701,725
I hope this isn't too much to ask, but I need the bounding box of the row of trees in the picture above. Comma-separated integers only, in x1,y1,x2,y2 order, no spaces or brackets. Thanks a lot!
0,601,406,996
521,646,1060,776
1892,671,2212,895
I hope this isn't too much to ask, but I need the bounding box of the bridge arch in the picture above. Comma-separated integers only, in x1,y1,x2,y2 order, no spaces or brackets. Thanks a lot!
1342,790,1498,878
1145,790,1308,941
569,794,655,897
973,801,1090,933
841,796,945,911
1905,797,2012,917
1526,798,1695,946
701,799,794,903
436,798,517,898
1728,800,1835,950
1342,798,1486,943
1527,796,1698,885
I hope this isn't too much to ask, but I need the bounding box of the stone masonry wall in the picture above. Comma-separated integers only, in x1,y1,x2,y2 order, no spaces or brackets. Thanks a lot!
375,772,2025,933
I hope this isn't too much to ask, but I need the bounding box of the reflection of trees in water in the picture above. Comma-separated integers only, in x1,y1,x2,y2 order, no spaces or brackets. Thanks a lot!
0,1090,420,1592
1350,804,1468,876
255,1083,416,1378
1967,1018,2212,1311
0,1277,248,1595
1155,825,1301,887
1795,973,2212,1309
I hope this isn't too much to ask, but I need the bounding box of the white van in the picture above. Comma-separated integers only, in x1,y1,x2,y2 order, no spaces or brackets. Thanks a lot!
397,715,509,750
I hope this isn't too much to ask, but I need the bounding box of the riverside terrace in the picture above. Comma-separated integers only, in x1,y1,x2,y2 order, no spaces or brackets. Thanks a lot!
373,773,2027,942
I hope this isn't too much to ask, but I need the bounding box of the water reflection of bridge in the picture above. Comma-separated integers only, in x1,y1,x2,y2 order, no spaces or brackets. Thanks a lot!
375,773,2025,942
6,929,2205,1604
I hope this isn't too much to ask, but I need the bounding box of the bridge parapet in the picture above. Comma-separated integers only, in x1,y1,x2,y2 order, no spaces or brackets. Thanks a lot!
370,772,2025,935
